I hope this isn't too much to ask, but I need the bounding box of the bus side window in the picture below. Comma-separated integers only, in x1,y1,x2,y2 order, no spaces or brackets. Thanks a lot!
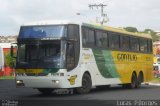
120,35,130,50
130,37,139,52
147,40,152,53
140,39,147,53
108,32,120,49
82,27,95,47
82,27,87,46
66,42,75,70
67,25,80,71
96,31,108,48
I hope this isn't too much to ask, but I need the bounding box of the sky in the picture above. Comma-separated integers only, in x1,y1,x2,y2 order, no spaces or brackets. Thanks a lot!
0,0,160,35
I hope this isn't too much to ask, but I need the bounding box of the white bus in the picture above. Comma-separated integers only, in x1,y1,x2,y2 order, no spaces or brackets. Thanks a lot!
12,20,153,94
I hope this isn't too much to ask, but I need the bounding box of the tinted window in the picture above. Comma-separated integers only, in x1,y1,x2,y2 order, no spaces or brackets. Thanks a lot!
140,39,147,52
82,27,95,47
147,40,152,53
130,37,139,51
67,25,80,71
96,31,108,48
68,25,79,40
120,35,130,50
19,25,67,38
109,32,120,49
66,42,75,70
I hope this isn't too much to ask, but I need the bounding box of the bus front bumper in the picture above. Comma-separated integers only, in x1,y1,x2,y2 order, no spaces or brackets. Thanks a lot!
16,76,73,88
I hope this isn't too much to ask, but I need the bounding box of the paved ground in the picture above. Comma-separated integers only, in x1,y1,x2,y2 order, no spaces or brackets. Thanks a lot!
0,80,160,100
0,80,160,106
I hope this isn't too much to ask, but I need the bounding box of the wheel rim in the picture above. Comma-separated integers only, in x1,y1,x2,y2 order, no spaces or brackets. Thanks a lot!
82,79,88,89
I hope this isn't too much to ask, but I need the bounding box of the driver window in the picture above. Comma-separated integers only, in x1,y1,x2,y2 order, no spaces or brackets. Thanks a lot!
66,42,75,70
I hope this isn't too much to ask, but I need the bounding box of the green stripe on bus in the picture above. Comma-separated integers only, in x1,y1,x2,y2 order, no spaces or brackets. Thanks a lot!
92,49,119,78
102,50,119,78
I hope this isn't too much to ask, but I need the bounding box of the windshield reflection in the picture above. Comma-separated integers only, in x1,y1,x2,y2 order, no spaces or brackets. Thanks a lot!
17,41,64,68
19,25,67,39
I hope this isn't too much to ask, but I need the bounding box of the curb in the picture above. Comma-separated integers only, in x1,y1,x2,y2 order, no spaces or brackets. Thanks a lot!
143,82,160,86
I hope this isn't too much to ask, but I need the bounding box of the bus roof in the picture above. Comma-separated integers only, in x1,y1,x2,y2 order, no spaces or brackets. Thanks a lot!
82,23,152,39
22,20,80,26
22,20,152,39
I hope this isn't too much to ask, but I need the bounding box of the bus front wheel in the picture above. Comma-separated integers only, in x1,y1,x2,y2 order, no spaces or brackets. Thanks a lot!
76,73,92,94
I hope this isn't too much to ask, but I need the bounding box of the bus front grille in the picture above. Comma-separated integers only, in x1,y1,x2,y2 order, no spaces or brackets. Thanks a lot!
26,73,48,76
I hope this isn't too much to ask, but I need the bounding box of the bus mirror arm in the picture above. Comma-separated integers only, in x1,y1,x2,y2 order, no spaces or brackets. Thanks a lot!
10,46,15,58
10,43,17,58
11,46,14,57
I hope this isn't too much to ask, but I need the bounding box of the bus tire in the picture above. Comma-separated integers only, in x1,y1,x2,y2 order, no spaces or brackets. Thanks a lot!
122,73,137,89
129,73,137,89
37,88,54,95
76,73,92,94
137,72,143,88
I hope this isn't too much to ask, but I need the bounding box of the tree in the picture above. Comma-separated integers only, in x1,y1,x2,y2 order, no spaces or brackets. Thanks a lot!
124,27,160,41
124,27,138,33
5,53,15,68
143,29,159,42
4,52,15,76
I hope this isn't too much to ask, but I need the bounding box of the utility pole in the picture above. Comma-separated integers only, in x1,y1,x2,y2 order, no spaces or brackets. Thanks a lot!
89,3,108,25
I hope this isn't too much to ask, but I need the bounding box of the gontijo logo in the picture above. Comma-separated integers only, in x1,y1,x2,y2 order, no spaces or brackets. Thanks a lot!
117,54,137,61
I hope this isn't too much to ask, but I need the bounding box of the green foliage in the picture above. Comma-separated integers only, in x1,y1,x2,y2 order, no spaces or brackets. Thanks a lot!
124,27,159,41
4,52,15,68
143,29,159,42
0,76,15,79
124,27,138,32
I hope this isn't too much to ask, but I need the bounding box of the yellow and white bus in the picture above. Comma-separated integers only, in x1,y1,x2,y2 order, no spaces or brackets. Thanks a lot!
12,20,153,94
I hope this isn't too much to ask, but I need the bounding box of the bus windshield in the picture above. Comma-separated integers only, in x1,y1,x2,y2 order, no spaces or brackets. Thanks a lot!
19,25,67,39
17,41,65,68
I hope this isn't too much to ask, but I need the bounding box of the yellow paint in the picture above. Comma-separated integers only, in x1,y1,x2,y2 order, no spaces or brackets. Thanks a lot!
16,69,43,74
111,51,153,84
68,75,77,85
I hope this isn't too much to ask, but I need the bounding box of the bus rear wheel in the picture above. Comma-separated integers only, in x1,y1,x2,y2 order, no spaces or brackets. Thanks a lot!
37,88,54,95
129,73,137,89
122,73,137,89
76,73,92,94
137,73,143,88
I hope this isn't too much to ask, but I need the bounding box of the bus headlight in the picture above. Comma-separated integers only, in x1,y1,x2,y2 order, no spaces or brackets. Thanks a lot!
16,80,25,86
16,80,23,84
52,80,60,84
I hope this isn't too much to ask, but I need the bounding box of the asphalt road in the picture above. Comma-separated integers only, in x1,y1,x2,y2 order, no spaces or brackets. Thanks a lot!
0,80,160,100
0,79,160,100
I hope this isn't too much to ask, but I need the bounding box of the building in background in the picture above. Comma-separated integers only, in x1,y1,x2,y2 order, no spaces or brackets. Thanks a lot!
153,41,160,56
0,36,17,43
155,31,160,36
153,41,160,65
0,36,17,77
